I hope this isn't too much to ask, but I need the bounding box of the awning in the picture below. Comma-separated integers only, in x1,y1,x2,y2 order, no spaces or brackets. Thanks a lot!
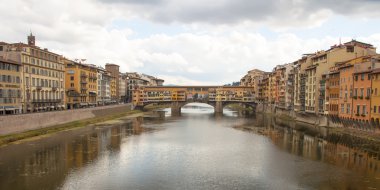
50,106,55,109
4,106,16,111
80,103,88,106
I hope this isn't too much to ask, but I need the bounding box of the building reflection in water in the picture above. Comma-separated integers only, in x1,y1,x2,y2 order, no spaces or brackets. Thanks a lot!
0,117,146,190
234,113,380,186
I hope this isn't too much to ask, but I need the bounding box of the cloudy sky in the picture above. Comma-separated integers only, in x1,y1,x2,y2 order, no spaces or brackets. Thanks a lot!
1,0,380,85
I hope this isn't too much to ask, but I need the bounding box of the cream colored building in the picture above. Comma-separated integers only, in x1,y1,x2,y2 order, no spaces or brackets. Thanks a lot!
304,40,376,114
97,67,112,105
240,69,265,99
0,34,65,113
293,55,313,112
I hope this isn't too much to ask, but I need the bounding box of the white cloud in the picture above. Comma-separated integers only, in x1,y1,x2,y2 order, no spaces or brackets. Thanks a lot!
0,0,379,86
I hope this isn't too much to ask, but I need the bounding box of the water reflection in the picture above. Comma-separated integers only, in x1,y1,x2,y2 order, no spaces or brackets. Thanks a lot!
0,108,379,189
235,113,380,189
0,117,148,190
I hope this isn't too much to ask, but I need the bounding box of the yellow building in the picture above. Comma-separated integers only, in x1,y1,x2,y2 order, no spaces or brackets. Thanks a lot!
370,56,380,124
64,59,98,109
0,57,22,114
110,76,117,101
0,34,66,112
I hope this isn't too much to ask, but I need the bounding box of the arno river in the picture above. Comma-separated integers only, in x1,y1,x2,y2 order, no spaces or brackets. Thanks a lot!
0,105,379,190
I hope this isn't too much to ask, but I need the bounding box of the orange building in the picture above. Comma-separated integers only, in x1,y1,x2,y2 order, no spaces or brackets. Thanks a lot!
338,63,354,119
352,70,372,122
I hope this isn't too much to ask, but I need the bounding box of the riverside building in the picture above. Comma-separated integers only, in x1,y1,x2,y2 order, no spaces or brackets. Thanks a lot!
0,33,65,113
64,59,98,109
0,57,22,114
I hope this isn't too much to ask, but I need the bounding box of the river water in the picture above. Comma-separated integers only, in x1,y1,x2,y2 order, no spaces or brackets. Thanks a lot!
0,105,379,190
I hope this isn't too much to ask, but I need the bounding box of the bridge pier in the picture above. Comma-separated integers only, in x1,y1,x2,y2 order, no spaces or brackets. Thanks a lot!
215,101,223,114
171,101,182,116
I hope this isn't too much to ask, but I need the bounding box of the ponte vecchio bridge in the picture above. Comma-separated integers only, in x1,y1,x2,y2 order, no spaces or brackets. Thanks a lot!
132,86,257,115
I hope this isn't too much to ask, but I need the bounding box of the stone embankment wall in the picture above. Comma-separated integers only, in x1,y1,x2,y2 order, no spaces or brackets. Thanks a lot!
257,103,330,127
256,103,380,136
0,104,132,135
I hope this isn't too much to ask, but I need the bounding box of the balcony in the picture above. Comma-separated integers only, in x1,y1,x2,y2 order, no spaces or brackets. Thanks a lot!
81,80,88,84
32,99,62,103
36,86,42,90
81,73,88,78
67,91,80,97
52,87,58,91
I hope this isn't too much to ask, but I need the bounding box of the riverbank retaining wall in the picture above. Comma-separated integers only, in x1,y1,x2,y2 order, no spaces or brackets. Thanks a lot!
0,104,132,135
256,104,380,133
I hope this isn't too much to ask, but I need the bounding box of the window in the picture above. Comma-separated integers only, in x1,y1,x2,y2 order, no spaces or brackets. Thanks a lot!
360,88,364,97
374,106,377,113
363,105,366,115
354,88,358,96
355,75,358,81
367,88,371,97
357,105,360,115
25,77,29,86
341,104,344,113
70,76,74,81
361,74,365,80
0,46,3,51
347,104,350,114
368,74,371,80
376,88,378,96
347,46,354,52
70,83,74,87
